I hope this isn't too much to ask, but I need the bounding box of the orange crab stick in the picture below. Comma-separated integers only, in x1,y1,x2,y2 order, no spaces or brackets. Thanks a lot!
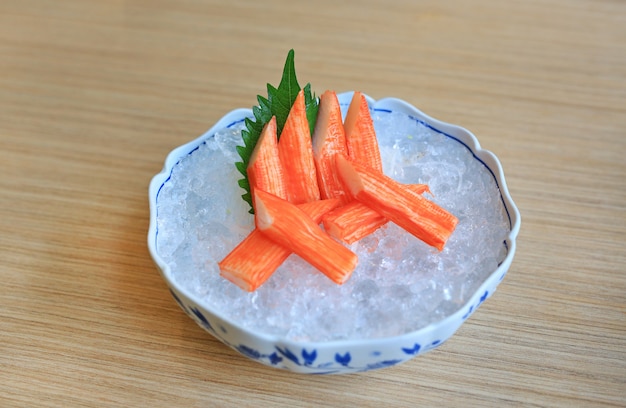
344,91,382,172
312,90,350,204
323,184,431,244
254,190,357,285
278,89,320,204
247,116,287,208
219,198,342,292
335,155,458,250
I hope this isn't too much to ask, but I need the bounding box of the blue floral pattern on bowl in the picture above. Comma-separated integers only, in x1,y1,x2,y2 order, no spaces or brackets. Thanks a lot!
148,93,521,374
168,286,451,374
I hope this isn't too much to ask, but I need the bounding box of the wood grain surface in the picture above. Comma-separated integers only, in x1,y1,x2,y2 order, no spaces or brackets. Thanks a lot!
1,0,624,406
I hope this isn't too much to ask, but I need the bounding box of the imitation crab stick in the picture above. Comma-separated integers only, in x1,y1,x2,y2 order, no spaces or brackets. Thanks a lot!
312,90,350,204
323,184,431,244
254,190,357,285
335,155,458,250
344,91,383,172
247,116,287,207
219,198,343,292
278,89,320,204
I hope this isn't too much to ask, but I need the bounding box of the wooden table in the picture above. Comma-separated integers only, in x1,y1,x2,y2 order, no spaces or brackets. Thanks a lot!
1,0,624,406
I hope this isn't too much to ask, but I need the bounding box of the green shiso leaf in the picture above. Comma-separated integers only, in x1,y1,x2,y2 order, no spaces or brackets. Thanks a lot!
235,49,319,213
303,83,319,136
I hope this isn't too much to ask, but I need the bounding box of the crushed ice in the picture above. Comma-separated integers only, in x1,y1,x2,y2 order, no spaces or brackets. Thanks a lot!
156,111,510,342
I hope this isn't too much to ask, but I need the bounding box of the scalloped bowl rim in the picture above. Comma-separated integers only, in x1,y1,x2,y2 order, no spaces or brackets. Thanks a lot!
147,92,521,373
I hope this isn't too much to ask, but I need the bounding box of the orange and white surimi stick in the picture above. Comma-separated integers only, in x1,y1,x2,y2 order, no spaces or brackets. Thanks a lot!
219,198,343,292
323,184,431,244
247,116,287,208
335,155,458,251
312,90,350,204
254,190,357,285
344,91,383,172
278,90,320,204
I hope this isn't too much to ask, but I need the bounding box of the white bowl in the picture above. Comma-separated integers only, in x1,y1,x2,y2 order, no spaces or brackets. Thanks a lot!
147,93,521,374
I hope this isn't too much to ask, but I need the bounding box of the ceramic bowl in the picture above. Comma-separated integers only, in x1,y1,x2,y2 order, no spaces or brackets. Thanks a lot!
147,92,521,374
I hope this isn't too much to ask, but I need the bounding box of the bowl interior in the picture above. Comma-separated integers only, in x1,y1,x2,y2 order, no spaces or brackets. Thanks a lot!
147,93,520,373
